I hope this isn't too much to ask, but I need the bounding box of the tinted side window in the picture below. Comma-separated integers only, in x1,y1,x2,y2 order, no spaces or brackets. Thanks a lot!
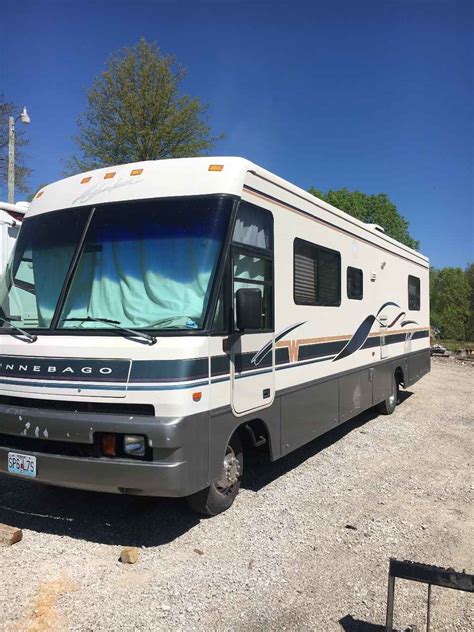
233,253,273,330
347,267,363,300
232,202,273,250
294,240,317,305
408,275,420,310
231,203,274,332
294,238,341,306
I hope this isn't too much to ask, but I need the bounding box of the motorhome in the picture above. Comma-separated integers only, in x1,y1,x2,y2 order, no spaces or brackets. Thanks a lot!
0,158,430,515
0,201,27,278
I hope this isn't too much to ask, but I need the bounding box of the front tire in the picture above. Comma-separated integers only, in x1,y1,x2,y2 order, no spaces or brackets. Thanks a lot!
377,374,399,415
186,433,243,516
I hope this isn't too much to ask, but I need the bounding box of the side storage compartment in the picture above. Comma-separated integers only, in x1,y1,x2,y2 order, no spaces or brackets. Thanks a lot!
338,368,373,424
406,349,431,387
280,378,338,455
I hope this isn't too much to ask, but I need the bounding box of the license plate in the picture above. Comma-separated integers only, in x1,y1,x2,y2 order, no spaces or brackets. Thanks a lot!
8,452,37,478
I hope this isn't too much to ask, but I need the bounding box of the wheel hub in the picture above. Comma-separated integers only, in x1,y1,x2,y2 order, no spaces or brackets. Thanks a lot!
216,447,241,490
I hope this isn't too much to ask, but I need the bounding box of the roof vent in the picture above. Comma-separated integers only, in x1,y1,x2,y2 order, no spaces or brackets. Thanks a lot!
366,223,385,234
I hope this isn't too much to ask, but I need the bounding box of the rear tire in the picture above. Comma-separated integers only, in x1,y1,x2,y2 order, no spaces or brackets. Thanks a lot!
186,433,243,517
377,374,399,415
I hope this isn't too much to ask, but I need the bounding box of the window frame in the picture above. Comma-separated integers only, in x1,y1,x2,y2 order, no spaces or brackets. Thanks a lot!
0,195,237,338
293,237,341,307
232,200,274,251
231,242,274,333
211,200,275,335
408,275,421,311
347,266,364,300
227,200,275,334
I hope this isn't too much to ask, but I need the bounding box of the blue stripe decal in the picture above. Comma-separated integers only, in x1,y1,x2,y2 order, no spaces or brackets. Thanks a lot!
128,380,209,391
0,330,429,393
0,377,209,392
333,315,376,361
251,321,306,366
0,378,125,391
333,303,419,362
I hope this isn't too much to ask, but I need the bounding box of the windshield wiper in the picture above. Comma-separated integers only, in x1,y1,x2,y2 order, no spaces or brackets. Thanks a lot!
0,316,38,343
60,316,157,346
150,316,198,329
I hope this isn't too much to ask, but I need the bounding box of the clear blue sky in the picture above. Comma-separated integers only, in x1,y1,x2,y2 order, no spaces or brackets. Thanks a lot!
2,0,472,268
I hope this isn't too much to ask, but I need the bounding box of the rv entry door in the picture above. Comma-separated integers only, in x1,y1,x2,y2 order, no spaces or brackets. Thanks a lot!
230,330,275,416
230,243,275,415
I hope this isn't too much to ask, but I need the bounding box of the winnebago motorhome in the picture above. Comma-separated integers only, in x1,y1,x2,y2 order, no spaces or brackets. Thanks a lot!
0,158,430,515
0,201,27,278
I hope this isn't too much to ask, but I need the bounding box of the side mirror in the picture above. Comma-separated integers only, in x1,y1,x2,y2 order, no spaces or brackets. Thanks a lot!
236,288,262,331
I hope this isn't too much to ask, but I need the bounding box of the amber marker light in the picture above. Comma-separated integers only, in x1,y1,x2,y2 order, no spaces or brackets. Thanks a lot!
35,190,44,198
208,164,224,172
104,172,116,179
101,434,117,457
130,168,143,176
193,392,202,402
80,177,92,184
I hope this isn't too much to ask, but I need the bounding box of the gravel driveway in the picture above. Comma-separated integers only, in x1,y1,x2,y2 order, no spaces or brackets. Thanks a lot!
1,359,473,631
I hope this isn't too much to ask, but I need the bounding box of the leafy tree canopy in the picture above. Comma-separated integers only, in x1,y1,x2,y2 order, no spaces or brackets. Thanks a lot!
66,38,222,174
308,187,419,250
0,97,32,197
465,262,474,341
430,266,471,341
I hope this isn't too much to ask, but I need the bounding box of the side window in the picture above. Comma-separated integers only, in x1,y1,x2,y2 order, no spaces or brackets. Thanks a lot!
232,203,273,331
408,275,420,310
347,266,363,300
294,238,341,306
2,248,38,326
232,202,273,249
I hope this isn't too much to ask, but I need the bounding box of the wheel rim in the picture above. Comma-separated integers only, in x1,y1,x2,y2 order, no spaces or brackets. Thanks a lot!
215,444,241,493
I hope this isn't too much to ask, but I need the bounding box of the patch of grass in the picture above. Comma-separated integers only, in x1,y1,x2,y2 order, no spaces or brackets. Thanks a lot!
436,339,474,351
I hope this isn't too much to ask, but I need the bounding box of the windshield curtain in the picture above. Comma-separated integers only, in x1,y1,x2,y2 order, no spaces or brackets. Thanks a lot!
0,208,89,329
0,196,232,332
1,197,231,332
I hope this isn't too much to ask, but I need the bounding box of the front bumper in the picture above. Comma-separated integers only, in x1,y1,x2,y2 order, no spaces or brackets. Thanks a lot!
0,401,209,497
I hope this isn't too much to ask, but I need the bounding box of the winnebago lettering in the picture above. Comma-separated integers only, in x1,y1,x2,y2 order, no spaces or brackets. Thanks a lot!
0,157,430,515
0,359,118,377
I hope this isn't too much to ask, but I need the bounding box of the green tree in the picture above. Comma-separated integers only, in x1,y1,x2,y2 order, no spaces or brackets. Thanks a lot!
308,187,419,250
0,97,32,196
430,267,471,340
67,39,222,174
465,262,474,341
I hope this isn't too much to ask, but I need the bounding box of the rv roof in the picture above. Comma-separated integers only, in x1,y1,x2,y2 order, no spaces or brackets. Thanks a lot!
28,157,255,217
27,156,427,263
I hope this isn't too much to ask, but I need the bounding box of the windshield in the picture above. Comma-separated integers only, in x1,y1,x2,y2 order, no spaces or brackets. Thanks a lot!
0,196,232,332
0,208,88,328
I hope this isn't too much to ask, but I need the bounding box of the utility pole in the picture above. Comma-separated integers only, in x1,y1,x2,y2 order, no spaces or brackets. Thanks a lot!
7,107,31,204
8,116,15,204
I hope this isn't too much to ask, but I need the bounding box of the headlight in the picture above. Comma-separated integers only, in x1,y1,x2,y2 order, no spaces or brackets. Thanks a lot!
123,435,146,457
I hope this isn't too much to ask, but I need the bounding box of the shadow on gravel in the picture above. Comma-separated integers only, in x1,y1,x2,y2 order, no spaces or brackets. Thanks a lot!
0,393,412,548
242,391,413,492
0,481,199,547
339,614,386,631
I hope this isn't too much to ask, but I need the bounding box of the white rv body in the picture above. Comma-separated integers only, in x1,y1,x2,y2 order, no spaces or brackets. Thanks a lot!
0,158,430,509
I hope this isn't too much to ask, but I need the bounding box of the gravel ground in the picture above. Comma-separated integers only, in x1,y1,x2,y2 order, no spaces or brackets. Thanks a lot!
0,359,473,632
